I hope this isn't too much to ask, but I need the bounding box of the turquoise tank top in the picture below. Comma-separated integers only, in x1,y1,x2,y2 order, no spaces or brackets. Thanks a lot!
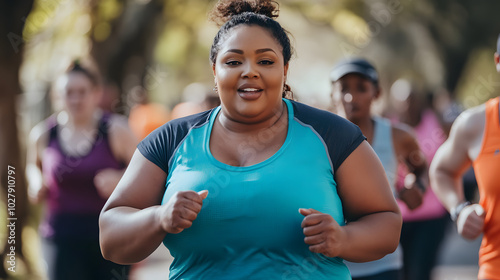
138,99,365,279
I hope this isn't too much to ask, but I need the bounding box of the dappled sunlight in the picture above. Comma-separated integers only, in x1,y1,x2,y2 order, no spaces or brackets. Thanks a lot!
3,0,500,278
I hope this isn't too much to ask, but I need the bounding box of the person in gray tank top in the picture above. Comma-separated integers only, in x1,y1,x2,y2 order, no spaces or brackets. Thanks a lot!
330,58,428,280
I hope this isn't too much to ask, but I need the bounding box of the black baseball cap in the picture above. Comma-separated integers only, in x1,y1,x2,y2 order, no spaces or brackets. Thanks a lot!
330,58,379,83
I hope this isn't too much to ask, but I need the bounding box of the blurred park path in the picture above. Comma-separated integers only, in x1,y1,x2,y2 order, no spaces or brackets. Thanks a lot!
130,245,172,280
432,222,481,280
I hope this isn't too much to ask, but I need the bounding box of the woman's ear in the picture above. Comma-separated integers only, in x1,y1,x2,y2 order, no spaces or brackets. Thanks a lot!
284,63,289,78
212,63,216,77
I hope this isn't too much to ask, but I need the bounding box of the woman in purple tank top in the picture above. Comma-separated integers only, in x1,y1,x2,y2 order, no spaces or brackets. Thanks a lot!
26,61,137,280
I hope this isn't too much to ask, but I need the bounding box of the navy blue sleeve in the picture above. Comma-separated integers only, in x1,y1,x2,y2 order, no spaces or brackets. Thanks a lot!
137,110,213,175
137,123,171,174
291,100,366,173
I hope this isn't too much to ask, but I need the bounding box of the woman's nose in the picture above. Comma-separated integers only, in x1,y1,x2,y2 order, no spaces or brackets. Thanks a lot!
242,63,259,78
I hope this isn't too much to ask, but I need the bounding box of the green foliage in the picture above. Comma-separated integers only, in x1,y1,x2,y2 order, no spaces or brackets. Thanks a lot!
20,0,500,112
23,0,60,40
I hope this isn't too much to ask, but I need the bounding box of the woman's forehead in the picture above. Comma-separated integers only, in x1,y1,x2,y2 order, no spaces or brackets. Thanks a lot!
65,72,93,84
218,25,282,54
54,72,93,92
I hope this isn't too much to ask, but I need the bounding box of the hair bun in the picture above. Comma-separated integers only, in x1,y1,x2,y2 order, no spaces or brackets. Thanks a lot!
63,57,101,85
210,0,279,26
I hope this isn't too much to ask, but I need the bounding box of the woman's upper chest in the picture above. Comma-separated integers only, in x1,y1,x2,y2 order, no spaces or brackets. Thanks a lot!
209,117,288,167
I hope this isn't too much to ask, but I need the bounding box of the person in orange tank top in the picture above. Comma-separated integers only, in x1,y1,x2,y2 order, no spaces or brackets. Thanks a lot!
430,33,500,280
128,86,171,140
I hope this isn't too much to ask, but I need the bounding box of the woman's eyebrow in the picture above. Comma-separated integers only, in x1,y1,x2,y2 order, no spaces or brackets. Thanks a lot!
256,48,276,54
225,49,243,54
224,48,277,54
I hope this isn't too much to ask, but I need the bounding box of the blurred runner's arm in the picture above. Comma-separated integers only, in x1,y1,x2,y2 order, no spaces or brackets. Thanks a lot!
94,115,138,198
430,112,485,239
430,112,475,213
26,123,49,203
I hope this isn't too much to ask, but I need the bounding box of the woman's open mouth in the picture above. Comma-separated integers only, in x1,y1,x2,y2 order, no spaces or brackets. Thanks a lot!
238,87,263,100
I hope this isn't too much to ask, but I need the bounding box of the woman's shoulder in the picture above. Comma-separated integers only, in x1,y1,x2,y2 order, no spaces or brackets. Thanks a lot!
137,108,216,173
290,100,361,133
151,108,215,136
29,114,58,146
167,108,214,127
289,100,365,171
291,100,351,121
141,108,215,143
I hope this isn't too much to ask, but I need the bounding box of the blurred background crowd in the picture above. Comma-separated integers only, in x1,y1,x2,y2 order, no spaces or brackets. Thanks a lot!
1,0,500,279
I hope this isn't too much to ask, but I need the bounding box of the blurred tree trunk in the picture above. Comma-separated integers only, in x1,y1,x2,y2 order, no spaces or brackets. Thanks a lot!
89,0,165,114
0,0,34,278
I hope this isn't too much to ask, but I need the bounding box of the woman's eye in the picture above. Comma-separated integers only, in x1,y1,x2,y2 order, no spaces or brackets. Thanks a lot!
225,61,241,66
259,60,274,65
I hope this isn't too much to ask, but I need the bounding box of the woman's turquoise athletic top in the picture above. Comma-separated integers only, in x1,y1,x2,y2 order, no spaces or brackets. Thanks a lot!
138,98,365,279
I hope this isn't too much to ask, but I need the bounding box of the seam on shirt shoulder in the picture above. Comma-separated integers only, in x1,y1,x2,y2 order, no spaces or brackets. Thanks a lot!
293,117,335,175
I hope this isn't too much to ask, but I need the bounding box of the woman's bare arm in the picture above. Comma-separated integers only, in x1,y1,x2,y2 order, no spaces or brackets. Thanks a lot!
393,124,428,187
99,149,208,264
99,150,168,264
392,124,428,209
334,141,401,262
300,141,401,262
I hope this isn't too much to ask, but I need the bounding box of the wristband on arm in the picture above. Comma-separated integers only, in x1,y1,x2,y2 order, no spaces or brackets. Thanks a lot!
450,201,471,222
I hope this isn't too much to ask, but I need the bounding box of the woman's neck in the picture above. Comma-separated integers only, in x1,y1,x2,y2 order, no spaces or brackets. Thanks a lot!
218,102,286,135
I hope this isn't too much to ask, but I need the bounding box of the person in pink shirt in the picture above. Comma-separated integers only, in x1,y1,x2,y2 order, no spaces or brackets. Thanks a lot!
389,79,448,280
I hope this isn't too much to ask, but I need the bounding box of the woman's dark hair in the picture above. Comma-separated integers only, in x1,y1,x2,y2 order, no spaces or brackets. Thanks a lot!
209,0,294,98
65,59,100,86
209,0,293,66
